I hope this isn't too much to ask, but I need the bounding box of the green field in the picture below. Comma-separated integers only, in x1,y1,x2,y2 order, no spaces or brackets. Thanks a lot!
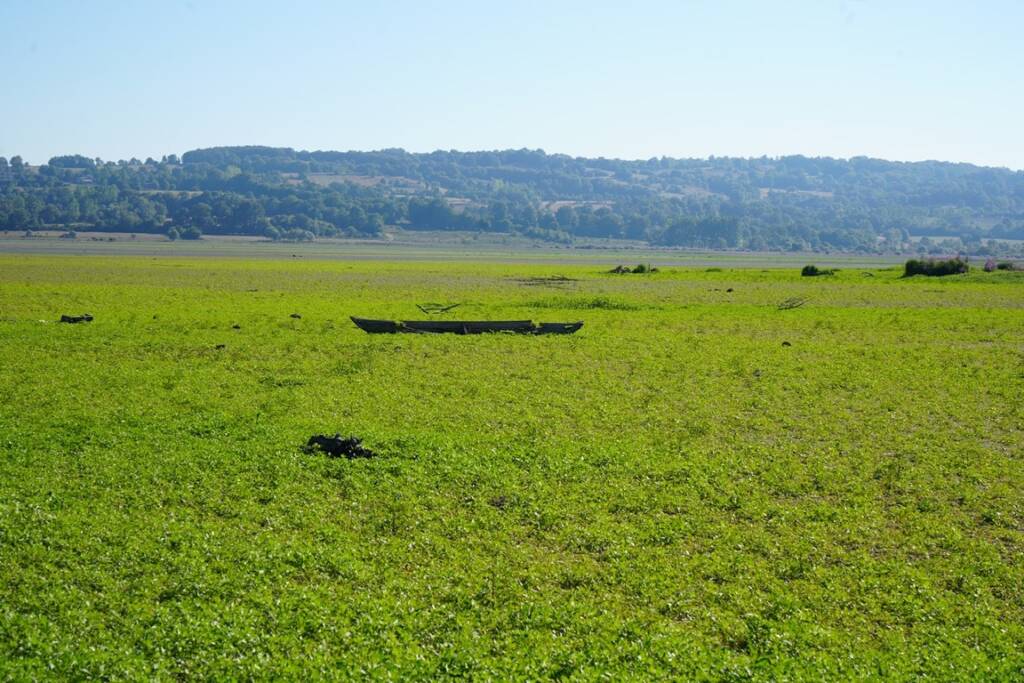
1,252,1022,679
0,232,908,268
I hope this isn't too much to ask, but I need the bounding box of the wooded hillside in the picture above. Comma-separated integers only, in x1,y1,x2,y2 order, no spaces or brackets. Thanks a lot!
2,147,1022,253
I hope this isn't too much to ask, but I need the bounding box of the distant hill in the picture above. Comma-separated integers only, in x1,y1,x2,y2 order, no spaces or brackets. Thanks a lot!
2,147,1023,254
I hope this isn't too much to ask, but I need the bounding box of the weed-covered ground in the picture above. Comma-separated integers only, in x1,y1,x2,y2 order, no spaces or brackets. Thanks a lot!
1,255,1022,679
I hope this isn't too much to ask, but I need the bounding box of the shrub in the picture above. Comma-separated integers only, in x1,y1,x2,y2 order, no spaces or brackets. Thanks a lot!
996,261,1016,271
802,265,835,277
984,259,997,272
166,228,180,241
903,257,969,277
609,264,658,274
180,227,203,240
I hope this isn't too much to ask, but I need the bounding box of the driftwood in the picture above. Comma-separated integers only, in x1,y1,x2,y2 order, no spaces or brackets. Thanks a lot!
416,303,460,314
777,297,809,311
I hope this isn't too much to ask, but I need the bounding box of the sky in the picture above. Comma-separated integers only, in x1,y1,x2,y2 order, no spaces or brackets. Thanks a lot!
1,0,1022,168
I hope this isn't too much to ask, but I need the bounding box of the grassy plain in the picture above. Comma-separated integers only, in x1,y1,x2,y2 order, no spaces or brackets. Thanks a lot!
0,251,1022,679
0,231,907,268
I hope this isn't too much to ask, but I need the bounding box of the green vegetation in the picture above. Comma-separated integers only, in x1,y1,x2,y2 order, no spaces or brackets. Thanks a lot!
609,264,658,274
2,148,1024,254
800,265,836,277
1,252,1022,678
903,257,970,277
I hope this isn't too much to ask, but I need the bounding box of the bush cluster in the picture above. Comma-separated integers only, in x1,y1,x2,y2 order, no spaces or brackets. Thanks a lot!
167,226,203,241
903,257,969,277
801,265,836,277
610,264,658,274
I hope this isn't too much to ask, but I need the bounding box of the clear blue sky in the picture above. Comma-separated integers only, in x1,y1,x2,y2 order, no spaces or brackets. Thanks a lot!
1,0,1021,168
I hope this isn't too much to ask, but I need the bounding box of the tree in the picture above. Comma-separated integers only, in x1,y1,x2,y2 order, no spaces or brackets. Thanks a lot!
555,205,578,230
408,197,459,230
189,202,215,229
366,213,385,234
167,227,180,241
228,199,265,232
49,155,95,169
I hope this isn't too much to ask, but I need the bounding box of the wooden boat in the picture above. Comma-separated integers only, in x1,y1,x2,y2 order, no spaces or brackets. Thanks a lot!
535,322,584,335
350,317,402,333
351,317,582,335
403,319,536,334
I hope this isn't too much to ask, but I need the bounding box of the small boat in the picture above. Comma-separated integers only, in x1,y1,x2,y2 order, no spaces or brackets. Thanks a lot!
351,317,583,335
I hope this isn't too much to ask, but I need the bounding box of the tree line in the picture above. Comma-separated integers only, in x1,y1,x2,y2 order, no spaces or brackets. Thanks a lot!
1,147,1023,253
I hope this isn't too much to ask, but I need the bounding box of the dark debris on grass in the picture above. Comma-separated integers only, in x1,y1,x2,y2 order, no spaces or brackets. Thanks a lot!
304,434,376,460
59,313,93,323
777,297,808,310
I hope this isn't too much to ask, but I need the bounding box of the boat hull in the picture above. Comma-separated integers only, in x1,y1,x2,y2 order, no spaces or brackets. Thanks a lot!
402,320,535,334
350,317,402,333
351,317,582,335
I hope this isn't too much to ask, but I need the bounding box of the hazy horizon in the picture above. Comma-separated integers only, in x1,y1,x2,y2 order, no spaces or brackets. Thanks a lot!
2,0,1022,169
